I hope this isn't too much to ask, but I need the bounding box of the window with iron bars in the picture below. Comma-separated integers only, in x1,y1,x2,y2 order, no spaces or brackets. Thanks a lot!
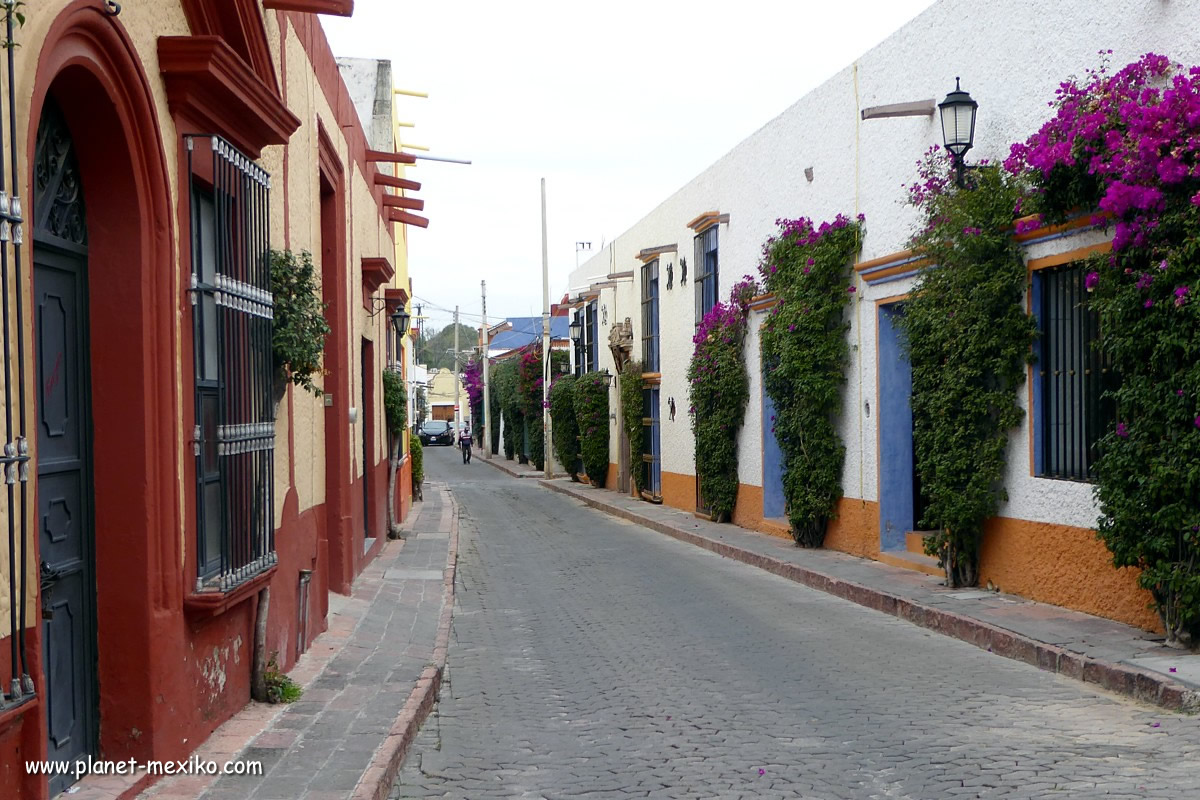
694,226,718,325
586,300,598,372
1038,262,1117,482
641,259,659,372
187,135,277,592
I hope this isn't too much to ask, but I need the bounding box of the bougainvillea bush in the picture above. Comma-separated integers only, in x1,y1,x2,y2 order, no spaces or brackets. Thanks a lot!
687,277,757,522
518,350,546,470
620,361,645,494
462,359,484,445
548,375,580,479
1007,53,1200,643
573,370,610,486
759,215,862,546
899,152,1036,586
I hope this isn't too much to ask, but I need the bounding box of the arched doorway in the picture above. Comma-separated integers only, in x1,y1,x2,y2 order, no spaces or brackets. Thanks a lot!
32,94,97,795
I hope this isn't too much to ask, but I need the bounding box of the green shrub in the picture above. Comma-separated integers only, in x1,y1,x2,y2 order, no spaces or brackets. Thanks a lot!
492,360,519,460
688,279,757,522
760,216,862,546
263,654,302,704
409,433,424,487
270,249,331,397
898,153,1035,586
549,375,580,477
382,369,407,435
620,361,645,493
574,371,610,486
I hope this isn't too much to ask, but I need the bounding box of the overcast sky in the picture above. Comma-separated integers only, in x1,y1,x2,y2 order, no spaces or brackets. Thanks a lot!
321,0,937,335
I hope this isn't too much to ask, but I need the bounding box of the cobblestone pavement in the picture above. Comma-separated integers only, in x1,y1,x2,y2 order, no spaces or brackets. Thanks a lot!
392,449,1200,799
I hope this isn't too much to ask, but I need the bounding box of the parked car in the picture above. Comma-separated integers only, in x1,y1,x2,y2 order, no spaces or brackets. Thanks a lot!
419,420,455,446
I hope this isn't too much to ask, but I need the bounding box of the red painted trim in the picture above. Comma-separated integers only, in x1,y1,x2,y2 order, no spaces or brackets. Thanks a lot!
178,0,281,93
182,567,278,616
388,209,430,228
382,194,425,211
158,35,301,158
264,0,354,15
375,173,421,191
384,287,409,310
367,149,417,164
32,0,181,773
362,256,396,294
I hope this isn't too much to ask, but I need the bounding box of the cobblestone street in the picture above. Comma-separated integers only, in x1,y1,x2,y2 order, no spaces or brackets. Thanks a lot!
392,448,1200,799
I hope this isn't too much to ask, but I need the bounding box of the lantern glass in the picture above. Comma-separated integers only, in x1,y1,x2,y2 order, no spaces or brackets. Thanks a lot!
938,79,977,157
569,319,582,341
390,308,410,337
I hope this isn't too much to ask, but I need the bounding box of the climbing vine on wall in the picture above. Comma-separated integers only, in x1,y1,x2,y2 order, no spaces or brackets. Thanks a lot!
687,277,758,522
574,370,610,486
759,215,862,547
549,375,581,478
518,350,546,470
620,361,645,494
1007,53,1200,644
492,360,519,461
899,150,1036,587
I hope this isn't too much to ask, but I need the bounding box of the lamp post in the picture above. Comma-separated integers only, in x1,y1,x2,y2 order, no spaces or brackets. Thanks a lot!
569,317,582,375
938,77,978,187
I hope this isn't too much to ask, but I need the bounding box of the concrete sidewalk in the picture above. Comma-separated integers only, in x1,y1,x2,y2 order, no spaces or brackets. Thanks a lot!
478,453,553,479
68,483,458,800
539,477,1200,713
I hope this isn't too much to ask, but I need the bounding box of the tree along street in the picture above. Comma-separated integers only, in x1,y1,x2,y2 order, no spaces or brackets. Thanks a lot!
392,447,1200,799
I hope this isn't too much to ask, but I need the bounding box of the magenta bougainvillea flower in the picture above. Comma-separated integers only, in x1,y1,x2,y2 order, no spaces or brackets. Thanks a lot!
1116,422,1130,438
1085,271,1099,291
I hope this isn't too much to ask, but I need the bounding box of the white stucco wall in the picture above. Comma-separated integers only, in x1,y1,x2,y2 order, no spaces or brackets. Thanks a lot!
566,0,1200,529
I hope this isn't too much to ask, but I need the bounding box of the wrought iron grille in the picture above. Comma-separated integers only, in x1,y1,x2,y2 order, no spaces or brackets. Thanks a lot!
186,135,276,592
1,1,33,709
641,259,659,371
1039,262,1115,481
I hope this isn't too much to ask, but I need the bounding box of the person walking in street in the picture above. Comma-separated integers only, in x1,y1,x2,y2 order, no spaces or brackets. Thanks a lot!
459,424,472,464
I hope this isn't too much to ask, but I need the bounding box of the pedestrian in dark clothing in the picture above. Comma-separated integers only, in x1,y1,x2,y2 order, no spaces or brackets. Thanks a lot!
459,425,472,464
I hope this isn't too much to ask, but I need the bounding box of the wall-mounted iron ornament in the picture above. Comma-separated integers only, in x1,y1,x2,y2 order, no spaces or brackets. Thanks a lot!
665,261,673,290
680,257,687,286
668,397,676,421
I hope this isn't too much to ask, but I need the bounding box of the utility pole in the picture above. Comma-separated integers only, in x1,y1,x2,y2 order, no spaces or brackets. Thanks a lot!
414,303,422,364
482,280,491,459
454,305,461,434
541,178,552,479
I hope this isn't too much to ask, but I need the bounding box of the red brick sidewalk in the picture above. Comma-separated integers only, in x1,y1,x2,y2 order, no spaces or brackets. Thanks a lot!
68,484,458,800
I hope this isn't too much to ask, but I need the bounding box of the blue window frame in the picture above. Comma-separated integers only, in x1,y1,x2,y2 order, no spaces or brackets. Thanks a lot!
641,259,659,371
694,226,718,324
642,386,661,496
587,300,599,371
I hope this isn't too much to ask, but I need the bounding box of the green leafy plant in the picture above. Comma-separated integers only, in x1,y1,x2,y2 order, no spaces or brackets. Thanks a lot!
270,249,330,397
383,369,407,434
518,350,546,470
759,216,862,545
549,375,581,479
574,371,610,486
687,279,757,522
898,151,1036,586
409,433,424,489
620,361,646,494
492,360,520,461
262,654,302,704
1005,53,1200,643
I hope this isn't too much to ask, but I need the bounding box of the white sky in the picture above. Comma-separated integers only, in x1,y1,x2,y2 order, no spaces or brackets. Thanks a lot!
321,0,937,334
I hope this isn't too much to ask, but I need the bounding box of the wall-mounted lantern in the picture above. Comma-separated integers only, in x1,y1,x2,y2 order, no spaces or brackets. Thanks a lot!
939,77,978,187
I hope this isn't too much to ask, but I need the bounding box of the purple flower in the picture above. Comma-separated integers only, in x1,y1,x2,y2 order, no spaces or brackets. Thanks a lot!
1144,298,1154,309
847,285,857,294
1192,190,1200,206
1177,389,1185,396
1158,259,1169,271
758,769,765,776
1136,273,1153,290
1195,415,1200,429
1085,271,1099,291
962,226,982,236
1174,286,1189,306
1116,422,1129,438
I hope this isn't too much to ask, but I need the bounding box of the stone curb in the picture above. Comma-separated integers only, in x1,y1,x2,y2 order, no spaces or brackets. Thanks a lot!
539,479,1200,714
352,487,460,800
479,456,557,479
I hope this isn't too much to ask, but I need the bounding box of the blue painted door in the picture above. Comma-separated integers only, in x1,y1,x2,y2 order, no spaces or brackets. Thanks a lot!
877,303,915,552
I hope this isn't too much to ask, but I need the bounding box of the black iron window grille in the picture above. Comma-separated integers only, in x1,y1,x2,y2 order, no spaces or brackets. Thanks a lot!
694,226,718,325
186,135,276,593
641,259,659,372
641,386,660,496
1,2,34,709
1039,262,1116,481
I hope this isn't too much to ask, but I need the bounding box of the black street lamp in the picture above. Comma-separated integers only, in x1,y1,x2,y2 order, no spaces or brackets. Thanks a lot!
601,368,613,389
569,317,582,342
938,77,978,187
390,306,410,338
